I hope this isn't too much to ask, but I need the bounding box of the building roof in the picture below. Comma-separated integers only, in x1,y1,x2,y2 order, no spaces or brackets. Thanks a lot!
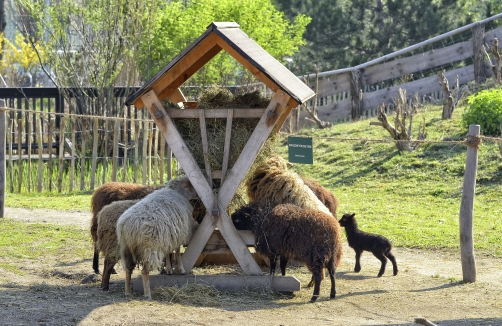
125,22,314,108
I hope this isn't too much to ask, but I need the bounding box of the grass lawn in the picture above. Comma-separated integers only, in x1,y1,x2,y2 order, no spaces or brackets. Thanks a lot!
4,102,502,257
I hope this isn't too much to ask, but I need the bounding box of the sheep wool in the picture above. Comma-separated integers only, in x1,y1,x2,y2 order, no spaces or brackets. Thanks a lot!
231,202,343,303
116,176,199,300
96,199,139,291
90,182,163,274
246,156,332,216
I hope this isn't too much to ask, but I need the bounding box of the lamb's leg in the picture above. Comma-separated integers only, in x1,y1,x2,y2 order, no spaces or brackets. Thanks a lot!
175,247,186,274
141,267,151,300
386,251,398,276
310,269,322,303
373,251,388,277
326,261,337,299
268,254,278,275
279,255,288,276
101,258,115,291
354,250,362,273
122,247,135,298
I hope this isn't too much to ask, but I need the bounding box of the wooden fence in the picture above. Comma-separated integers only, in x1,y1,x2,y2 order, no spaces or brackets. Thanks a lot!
2,107,176,193
300,14,502,126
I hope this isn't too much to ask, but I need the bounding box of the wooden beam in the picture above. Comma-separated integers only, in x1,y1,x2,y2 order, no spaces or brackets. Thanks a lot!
166,88,187,104
214,36,279,93
218,91,292,208
132,274,301,292
134,33,222,109
167,108,264,119
273,96,300,134
140,90,215,210
199,110,212,186
221,109,233,183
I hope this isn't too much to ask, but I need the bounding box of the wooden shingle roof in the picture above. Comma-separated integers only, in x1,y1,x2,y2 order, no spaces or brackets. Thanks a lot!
125,22,314,108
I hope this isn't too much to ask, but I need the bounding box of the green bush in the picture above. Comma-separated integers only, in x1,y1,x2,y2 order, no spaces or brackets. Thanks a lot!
462,88,502,136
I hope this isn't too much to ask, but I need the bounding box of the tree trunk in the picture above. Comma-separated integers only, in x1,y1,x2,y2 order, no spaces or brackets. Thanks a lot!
473,24,486,84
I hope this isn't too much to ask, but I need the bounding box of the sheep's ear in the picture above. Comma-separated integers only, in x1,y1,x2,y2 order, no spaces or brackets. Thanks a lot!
350,213,356,218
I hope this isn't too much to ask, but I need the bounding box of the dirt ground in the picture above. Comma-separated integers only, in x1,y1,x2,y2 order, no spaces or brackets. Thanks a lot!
1,207,501,326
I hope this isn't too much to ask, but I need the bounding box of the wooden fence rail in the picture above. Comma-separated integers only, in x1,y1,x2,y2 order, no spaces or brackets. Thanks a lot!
299,17,502,126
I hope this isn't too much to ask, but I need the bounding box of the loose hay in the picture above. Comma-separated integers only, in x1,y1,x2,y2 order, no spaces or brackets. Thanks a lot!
170,85,277,214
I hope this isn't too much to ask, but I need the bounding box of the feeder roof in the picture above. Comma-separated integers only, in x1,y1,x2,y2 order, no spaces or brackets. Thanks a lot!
125,22,315,108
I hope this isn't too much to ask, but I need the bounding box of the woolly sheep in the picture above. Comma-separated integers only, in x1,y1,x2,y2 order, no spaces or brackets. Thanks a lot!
246,155,332,216
231,202,343,303
116,176,199,300
96,199,139,291
90,182,163,274
301,177,339,218
339,213,398,277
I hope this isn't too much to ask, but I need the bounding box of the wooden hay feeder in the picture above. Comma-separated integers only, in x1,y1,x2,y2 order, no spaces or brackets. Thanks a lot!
125,22,315,292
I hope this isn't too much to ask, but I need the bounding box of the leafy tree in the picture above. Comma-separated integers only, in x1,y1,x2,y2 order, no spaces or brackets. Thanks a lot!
0,32,45,86
141,0,311,86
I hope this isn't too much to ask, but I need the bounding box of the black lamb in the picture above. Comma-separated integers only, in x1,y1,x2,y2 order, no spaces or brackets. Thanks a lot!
231,202,343,303
339,213,398,277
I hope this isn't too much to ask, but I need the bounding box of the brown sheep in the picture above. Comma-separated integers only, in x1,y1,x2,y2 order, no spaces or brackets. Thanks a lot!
231,202,343,303
301,177,339,218
90,182,163,274
96,199,139,290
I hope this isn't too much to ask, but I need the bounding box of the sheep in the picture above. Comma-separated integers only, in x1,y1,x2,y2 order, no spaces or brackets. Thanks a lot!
96,199,139,291
90,182,163,274
246,155,332,216
116,176,199,300
301,177,339,218
231,202,343,303
338,213,398,277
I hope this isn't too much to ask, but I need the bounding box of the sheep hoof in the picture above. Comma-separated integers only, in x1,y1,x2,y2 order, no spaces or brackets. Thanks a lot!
111,268,118,275
377,274,383,277
309,296,318,303
330,294,336,299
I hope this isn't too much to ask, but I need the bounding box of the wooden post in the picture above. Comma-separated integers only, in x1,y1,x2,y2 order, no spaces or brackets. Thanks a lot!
142,120,148,185
57,118,65,193
70,120,76,191
350,69,363,120
112,119,119,182
473,23,486,85
90,117,99,190
17,118,22,193
36,114,44,192
80,119,87,190
0,107,6,217
8,116,13,193
48,116,54,192
459,124,480,283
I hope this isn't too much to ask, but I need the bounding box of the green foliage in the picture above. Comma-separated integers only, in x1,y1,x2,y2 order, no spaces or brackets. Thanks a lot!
462,88,502,136
141,0,310,84
276,104,502,256
275,0,471,73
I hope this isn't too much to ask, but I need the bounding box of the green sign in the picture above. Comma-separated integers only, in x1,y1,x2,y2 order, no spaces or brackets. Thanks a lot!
288,136,313,164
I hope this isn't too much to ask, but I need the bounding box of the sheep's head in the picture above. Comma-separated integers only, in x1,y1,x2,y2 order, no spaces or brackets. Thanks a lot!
231,203,262,230
168,176,199,200
339,213,357,228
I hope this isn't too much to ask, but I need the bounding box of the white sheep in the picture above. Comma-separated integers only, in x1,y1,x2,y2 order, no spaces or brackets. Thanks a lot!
116,176,199,300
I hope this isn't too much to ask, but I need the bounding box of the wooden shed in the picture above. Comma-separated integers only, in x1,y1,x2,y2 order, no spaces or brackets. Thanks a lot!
125,22,315,292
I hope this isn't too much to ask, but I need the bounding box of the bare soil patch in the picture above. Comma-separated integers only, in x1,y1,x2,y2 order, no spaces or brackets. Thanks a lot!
1,207,501,326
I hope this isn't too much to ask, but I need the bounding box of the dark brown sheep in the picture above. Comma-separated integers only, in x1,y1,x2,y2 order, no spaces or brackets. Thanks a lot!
231,202,343,303
339,213,398,277
90,182,163,274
